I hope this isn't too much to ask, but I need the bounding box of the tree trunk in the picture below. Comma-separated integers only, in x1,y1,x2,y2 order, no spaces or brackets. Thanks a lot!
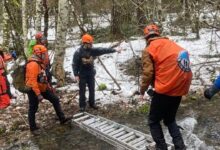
157,0,162,23
43,0,49,46
0,0,3,32
80,0,88,24
111,0,122,38
182,0,190,19
136,0,147,30
52,0,69,87
36,0,42,32
5,0,24,54
22,0,28,57
2,0,10,49
69,0,86,34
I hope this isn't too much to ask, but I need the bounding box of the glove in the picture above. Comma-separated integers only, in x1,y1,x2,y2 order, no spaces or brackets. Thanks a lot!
204,85,220,100
147,88,154,97
37,94,44,102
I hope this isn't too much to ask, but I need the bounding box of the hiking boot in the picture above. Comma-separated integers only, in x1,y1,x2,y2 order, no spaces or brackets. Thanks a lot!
60,117,72,125
89,105,98,110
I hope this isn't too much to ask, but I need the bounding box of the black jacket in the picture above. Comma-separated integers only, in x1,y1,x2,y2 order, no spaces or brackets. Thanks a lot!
72,46,116,76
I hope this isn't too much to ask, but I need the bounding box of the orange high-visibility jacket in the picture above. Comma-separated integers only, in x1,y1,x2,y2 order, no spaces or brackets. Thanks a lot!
25,57,48,96
141,37,192,96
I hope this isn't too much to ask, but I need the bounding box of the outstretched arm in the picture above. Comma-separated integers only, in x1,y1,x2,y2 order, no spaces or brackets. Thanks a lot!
91,48,116,56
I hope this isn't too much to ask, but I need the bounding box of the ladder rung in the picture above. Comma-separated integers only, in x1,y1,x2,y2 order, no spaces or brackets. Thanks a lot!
73,115,90,122
128,136,145,145
89,120,101,127
83,118,96,125
117,132,134,140
133,139,147,148
112,131,127,138
73,113,84,118
101,124,115,132
108,128,124,136
92,121,107,128
98,123,109,130
104,127,117,134
139,145,147,150
121,135,136,143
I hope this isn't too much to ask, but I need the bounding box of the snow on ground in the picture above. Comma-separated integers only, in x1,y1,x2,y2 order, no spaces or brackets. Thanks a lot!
62,28,220,106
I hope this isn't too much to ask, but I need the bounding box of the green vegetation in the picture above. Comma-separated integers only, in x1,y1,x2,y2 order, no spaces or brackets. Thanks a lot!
98,83,107,91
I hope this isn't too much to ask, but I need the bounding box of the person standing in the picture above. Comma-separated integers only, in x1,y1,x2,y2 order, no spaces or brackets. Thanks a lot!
72,34,121,112
26,46,71,133
140,24,192,150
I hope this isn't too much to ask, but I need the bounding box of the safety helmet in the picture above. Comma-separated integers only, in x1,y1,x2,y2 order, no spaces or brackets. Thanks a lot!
144,24,160,39
33,45,47,55
35,32,44,40
82,34,94,44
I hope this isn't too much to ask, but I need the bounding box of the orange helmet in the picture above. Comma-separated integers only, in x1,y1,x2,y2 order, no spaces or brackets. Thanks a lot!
35,32,43,40
144,24,160,38
33,45,47,55
82,34,94,44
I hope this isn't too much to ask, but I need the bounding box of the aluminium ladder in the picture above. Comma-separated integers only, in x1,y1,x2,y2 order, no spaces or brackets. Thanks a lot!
72,112,173,150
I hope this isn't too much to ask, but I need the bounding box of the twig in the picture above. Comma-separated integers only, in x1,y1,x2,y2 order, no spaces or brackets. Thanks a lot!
14,109,28,126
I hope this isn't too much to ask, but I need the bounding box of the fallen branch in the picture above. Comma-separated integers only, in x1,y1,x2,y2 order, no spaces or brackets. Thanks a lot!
97,57,121,90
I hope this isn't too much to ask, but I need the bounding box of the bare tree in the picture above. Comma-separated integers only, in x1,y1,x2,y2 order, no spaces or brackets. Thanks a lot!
156,0,162,24
52,0,69,87
111,0,122,38
2,0,10,49
136,0,147,30
36,0,42,32
43,0,49,40
80,0,88,24
22,0,28,56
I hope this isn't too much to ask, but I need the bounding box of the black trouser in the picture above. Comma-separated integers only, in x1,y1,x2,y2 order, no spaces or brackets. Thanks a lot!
79,74,95,108
5,74,12,98
148,92,185,150
27,90,65,130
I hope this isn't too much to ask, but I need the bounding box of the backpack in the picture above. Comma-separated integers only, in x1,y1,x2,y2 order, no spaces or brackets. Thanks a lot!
12,61,40,93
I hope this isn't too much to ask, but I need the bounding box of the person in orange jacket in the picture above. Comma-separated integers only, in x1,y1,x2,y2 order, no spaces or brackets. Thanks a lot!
0,50,10,109
25,46,71,133
140,24,192,150
0,48,14,100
